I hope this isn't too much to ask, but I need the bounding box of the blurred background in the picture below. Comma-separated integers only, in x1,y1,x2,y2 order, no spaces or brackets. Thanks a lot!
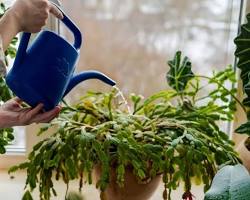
59,0,241,101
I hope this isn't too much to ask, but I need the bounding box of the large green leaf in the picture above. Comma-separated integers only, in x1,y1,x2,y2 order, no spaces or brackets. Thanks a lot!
166,51,194,92
235,121,250,136
204,164,250,200
234,13,250,108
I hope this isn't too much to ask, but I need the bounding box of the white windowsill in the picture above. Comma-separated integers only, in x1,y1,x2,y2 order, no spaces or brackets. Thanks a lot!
5,146,26,156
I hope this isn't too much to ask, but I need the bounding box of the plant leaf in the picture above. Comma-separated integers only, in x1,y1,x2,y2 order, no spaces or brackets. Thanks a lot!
22,190,33,200
235,121,250,135
204,164,250,200
166,51,194,92
234,14,250,111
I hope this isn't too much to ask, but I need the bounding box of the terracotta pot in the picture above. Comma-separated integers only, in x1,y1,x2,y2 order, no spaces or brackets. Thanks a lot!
94,166,161,200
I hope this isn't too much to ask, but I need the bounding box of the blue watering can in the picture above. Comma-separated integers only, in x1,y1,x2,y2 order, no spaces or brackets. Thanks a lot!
6,5,116,111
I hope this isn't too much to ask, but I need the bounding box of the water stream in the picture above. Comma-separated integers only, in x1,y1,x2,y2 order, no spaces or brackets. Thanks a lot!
113,86,132,115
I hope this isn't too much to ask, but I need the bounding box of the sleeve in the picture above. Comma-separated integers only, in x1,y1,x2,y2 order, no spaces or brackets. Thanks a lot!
0,36,6,77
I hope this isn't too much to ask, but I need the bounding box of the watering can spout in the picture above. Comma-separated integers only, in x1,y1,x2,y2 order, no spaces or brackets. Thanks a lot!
64,70,116,97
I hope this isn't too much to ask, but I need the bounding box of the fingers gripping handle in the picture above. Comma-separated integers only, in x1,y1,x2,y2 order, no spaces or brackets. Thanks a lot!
15,3,82,68
50,2,82,50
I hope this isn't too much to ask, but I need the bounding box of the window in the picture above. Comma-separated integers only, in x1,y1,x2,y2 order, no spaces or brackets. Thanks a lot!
60,0,242,134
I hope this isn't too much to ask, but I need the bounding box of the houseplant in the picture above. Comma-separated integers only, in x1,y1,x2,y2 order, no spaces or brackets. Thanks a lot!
9,51,241,200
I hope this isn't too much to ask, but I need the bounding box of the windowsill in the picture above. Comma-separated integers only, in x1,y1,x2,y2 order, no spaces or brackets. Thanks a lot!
6,146,26,156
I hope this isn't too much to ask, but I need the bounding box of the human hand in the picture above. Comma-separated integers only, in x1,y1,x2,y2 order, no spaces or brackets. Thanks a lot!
0,97,61,128
8,0,63,33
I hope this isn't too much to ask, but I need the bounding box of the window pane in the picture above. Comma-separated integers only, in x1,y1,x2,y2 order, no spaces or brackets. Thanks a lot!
59,0,241,135
60,0,240,98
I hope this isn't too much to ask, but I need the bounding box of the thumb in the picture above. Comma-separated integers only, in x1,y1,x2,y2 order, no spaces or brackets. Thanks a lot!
49,3,63,19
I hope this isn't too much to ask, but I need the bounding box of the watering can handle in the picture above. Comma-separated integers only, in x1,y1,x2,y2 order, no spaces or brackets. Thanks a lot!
17,2,82,59
51,2,82,50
